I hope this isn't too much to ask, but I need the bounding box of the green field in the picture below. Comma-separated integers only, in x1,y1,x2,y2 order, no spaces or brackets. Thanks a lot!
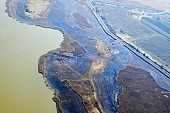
94,2,170,69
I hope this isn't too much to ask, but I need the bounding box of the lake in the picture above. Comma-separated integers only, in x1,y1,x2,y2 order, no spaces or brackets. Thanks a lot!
0,0,63,112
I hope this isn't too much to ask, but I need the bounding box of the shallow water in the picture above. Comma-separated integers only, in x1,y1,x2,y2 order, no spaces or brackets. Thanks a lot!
0,1,63,113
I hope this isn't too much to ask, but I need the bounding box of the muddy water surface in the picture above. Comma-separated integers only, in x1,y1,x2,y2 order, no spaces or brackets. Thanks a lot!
0,1,63,113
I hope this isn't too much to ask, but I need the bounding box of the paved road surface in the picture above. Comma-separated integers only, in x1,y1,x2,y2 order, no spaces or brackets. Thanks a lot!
86,0,170,79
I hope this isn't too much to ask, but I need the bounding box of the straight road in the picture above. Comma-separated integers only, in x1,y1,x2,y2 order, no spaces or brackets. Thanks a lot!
86,0,170,79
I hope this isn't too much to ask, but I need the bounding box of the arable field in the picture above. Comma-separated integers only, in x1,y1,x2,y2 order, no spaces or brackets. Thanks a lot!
125,0,170,12
94,2,170,69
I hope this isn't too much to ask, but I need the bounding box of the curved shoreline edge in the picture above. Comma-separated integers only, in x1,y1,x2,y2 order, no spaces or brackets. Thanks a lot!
5,0,67,112
5,0,170,113
5,0,12,17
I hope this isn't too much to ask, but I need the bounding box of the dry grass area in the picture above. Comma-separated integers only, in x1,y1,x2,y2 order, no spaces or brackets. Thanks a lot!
24,0,51,18
65,79,102,113
94,38,111,57
91,58,105,74
125,0,170,11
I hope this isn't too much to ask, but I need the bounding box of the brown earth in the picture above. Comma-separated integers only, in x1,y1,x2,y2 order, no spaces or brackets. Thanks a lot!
94,37,111,57
57,32,87,57
64,79,102,113
52,92,63,113
115,66,170,113
24,0,52,18
38,33,109,113
57,33,75,53
73,12,93,29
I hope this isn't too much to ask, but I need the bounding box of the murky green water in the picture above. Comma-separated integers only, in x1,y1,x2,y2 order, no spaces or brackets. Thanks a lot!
0,1,63,113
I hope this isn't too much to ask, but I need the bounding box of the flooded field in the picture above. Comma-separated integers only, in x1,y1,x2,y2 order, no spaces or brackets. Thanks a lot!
0,1,63,113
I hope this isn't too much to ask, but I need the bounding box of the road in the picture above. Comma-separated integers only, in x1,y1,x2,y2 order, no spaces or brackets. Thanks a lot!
86,0,170,79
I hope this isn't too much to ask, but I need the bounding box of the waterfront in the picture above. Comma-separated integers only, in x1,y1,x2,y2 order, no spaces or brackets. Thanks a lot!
0,1,63,113
4,0,170,112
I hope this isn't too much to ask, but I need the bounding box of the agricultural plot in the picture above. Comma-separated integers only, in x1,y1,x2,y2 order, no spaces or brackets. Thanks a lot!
153,12,170,29
135,36,170,66
95,4,159,39
94,2,170,69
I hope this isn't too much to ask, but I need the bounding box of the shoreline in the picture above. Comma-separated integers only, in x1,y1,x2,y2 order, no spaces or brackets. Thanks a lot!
5,0,170,112
5,0,13,17
5,0,93,112
2,0,64,112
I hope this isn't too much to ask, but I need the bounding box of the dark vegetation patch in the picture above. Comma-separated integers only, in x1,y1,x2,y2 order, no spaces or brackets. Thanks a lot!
115,66,170,113
65,79,102,113
70,41,87,56
57,32,86,57
73,12,93,28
